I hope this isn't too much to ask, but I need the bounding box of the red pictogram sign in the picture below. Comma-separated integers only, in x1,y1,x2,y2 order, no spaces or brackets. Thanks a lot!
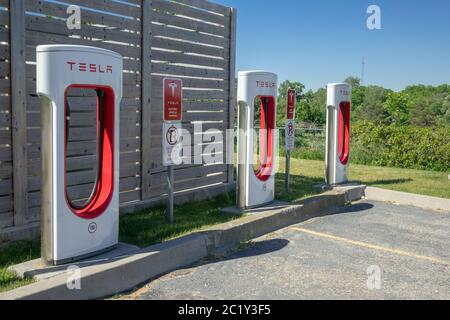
163,78,183,121
286,89,296,120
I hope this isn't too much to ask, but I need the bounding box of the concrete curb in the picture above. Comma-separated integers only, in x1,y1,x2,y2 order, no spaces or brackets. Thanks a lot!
1,234,208,300
0,185,366,300
364,186,450,213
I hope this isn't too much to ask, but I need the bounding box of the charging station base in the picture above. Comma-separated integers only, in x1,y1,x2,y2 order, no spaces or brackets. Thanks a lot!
8,243,139,281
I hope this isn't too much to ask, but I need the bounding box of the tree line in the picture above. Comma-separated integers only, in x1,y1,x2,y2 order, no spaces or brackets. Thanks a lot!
277,77,450,128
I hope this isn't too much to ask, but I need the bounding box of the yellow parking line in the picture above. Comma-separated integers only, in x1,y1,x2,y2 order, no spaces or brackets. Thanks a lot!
290,227,449,266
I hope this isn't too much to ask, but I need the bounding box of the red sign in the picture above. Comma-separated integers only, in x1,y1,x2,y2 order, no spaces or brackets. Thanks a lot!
163,78,183,121
286,89,296,120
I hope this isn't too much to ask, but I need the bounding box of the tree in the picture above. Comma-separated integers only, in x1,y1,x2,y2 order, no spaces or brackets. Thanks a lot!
404,84,450,127
278,80,305,101
344,76,361,89
350,86,366,120
440,96,450,126
344,76,365,121
410,97,438,127
410,94,450,127
384,92,411,125
356,86,391,124
299,88,327,126
275,78,449,128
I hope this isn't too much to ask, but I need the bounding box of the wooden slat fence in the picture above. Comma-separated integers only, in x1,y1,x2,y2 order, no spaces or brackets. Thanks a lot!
0,0,237,242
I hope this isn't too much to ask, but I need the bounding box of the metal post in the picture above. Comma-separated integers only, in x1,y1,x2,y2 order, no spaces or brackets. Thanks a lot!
167,166,174,224
285,150,291,193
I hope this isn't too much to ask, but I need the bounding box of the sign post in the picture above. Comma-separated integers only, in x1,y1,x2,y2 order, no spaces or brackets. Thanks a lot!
285,89,296,193
163,78,183,224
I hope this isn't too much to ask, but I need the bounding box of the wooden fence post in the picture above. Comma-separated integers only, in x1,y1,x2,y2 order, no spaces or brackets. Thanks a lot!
227,7,237,183
10,0,29,226
141,0,153,200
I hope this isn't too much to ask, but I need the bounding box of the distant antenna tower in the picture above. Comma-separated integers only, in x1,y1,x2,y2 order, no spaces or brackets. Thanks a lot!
361,57,365,86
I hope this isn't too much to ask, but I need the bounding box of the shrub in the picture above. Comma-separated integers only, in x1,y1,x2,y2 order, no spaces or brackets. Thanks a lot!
351,121,450,172
283,122,450,172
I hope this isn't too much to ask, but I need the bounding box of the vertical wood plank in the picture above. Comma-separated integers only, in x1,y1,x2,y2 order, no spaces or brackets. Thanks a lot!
10,0,29,225
227,7,237,183
141,0,153,200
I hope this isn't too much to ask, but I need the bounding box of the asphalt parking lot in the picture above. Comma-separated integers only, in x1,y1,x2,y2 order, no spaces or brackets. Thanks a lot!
124,200,450,300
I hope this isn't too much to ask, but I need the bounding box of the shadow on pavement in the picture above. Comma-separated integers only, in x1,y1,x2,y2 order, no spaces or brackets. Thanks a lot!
224,239,290,261
319,202,374,215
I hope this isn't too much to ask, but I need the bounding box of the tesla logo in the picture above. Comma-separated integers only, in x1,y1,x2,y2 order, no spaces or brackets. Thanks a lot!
256,81,275,89
67,61,113,74
288,91,295,100
168,82,178,97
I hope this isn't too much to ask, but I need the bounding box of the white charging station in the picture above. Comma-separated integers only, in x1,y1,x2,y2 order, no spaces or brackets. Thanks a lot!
237,71,278,209
37,45,123,265
325,83,352,185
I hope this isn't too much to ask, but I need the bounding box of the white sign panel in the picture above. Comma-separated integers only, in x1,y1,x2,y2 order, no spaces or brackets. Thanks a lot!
163,122,183,166
285,120,296,151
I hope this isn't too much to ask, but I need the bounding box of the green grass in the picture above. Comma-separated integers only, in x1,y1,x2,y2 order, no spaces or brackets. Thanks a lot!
350,162,449,199
275,170,325,202
0,241,40,292
119,192,242,248
119,174,325,248
277,158,450,201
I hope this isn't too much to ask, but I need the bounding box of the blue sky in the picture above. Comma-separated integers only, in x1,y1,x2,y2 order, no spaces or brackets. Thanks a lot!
215,0,450,91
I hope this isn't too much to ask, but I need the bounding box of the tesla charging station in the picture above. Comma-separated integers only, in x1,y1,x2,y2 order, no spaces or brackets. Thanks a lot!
237,71,278,209
37,45,123,265
325,83,352,185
